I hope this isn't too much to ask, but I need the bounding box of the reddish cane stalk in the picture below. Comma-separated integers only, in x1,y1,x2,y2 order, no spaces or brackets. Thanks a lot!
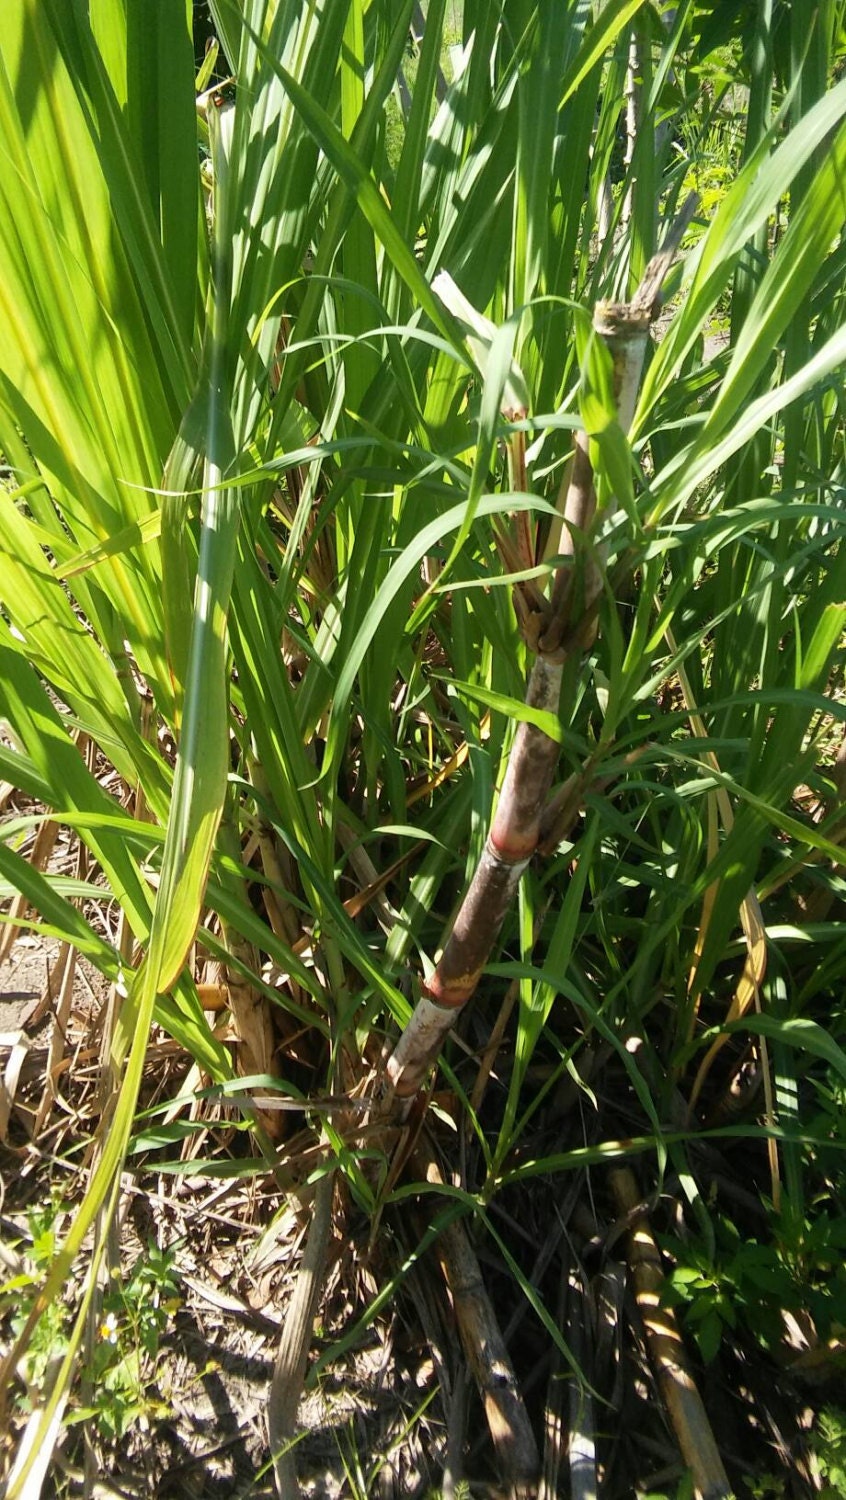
387,655,565,1097
388,203,697,1101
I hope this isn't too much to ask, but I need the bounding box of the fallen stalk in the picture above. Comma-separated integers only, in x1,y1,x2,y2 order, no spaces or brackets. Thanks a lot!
409,1143,541,1494
609,1167,731,1500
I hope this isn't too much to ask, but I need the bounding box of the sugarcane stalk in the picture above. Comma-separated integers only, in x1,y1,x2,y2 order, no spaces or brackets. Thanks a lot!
622,30,642,234
268,1167,336,1500
609,1167,731,1500
387,202,696,1102
216,813,282,1138
410,1144,541,1492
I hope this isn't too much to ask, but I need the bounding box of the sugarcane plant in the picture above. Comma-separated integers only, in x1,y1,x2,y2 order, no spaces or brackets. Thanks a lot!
386,205,699,1103
0,0,845,1493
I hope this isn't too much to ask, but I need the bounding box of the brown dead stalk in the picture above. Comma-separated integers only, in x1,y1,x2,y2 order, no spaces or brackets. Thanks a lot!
268,1167,336,1500
609,1167,731,1500
410,1142,541,1494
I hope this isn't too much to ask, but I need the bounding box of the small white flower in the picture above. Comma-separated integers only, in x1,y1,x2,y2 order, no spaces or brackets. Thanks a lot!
99,1311,120,1344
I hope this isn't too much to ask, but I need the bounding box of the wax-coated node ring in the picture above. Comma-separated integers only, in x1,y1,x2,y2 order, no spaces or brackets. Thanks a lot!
593,303,654,339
